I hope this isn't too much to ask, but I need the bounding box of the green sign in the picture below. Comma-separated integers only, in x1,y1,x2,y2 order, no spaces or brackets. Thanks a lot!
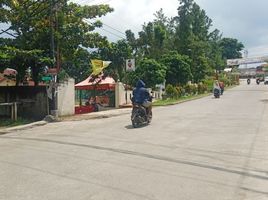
42,76,52,81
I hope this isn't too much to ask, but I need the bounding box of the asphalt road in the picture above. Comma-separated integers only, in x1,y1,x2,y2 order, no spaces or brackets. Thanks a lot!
0,80,268,200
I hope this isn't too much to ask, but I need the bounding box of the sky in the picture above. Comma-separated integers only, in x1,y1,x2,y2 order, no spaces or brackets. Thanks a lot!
72,0,268,59
1,0,268,59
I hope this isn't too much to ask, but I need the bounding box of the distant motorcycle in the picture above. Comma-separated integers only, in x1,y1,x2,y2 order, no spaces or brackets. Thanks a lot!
213,88,220,98
256,79,260,85
247,79,251,85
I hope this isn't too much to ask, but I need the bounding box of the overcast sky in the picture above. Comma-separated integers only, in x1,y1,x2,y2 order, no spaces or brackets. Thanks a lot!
72,0,268,58
1,0,268,58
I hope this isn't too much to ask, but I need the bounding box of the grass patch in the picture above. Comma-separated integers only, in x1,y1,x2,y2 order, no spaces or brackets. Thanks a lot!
153,84,238,106
153,93,210,106
0,117,35,128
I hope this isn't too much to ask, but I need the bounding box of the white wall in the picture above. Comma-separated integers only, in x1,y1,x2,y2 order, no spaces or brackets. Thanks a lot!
57,78,75,116
115,82,165,108
115,82,132,108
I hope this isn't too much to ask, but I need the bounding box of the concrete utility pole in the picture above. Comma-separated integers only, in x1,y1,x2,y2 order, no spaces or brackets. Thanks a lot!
244,49,248,69
49,0,58,115
50,0,55,64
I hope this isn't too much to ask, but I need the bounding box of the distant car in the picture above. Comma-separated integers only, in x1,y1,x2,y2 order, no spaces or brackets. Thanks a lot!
264,76,268,85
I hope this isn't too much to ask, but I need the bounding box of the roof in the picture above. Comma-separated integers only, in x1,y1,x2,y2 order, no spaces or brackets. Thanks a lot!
3,68,17,76
75,76,116,90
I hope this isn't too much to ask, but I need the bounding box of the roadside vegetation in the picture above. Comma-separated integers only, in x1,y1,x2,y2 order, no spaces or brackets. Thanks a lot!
0,117,35,128
1,0,244,88
153,73,239,106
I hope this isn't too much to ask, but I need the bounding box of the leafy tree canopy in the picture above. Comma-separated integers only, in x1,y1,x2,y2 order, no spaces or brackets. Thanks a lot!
219,38,244,59
0,0,113,83
129,58,166,88
160,51,192,85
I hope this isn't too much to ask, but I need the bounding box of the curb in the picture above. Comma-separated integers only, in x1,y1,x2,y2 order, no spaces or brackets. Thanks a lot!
0,121,48,135
59,108,132,122
153,93,211,107
0,109,132,134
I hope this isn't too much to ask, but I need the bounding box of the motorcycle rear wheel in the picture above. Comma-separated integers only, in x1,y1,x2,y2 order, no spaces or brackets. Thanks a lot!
132,120,139,128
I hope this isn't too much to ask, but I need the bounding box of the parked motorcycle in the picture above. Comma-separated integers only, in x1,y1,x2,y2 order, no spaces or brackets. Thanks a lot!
214,88,220,98
247,78,251,85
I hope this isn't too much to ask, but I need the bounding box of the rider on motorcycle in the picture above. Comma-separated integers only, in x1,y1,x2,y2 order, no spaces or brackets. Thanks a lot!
132,80,152,115
213,80,221,97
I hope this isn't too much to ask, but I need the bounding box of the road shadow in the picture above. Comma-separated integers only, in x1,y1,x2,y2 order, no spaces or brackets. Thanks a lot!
1,136,268,181
125,125,134,129
260,99,268,104
125,123,150,129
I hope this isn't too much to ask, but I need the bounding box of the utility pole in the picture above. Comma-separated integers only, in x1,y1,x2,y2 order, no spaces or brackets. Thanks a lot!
49,0,58,115
244,49,249,79
50,0,55,64
244,49,248,68
55,1,61,73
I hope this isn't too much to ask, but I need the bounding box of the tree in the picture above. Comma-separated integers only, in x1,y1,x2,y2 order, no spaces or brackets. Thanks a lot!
191,3,211,42
98,40,132,82
129,59,166,88
174,0,194,54
219,38,244,59
0,0,113,83
173,1,214,82
125,9,170,61
125,30,138,56
136,22,166,59
207,29,225,71
1,46,53,85
62,47,91,83
160,51,192,85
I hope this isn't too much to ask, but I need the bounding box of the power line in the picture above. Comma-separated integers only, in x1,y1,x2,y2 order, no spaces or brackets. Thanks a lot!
72,0,130,39
98,26,125,40
96,0,113,5
84,19,125,40
74,0,113,5
102,23,125,36
74,0,97,5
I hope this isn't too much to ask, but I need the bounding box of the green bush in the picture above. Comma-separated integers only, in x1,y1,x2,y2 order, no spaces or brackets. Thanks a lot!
165,84,175,98
219,74,230,87
184,84,192,95
175,86,183,98
198,82,207,94
190,84,198,95
203,78,214,92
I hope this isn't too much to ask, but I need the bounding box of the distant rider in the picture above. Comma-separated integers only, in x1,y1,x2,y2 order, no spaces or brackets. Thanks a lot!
219,81,224,95
213,80,221,93
132,80,152,115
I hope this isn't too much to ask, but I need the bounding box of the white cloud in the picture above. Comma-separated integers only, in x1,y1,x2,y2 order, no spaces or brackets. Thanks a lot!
89,0,268,57
2,0,268,58
194,0,268,56
74,0,179,40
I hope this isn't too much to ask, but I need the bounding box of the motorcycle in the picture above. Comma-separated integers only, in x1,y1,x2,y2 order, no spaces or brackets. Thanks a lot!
131,103,152,128
219,86,224,95
131,95,153,128
214,88,220,98
256,78,260,85
247,78,251,85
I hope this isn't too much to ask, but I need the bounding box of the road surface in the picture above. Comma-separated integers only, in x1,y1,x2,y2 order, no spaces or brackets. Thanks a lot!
0,80,268,200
